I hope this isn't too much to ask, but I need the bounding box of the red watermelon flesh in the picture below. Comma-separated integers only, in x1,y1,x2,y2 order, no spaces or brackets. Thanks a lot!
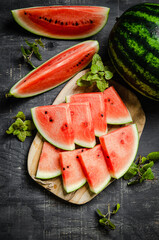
31,104,75,150
9,40,99,98
99,124,139,179
11,6,110,39
36,141,63,179
60,148,87,193
69,102,96,148
66,92,107,137
103,86,132,125
78,145,111,194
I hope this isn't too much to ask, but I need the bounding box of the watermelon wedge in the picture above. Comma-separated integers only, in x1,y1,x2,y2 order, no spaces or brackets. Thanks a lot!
78,145,111,194
66,92,107,137
69,102,96,148
8,40,99,98
11,6,110,39
60,149,87,193
36,142,63,179
31,104,75,150
99,124,139,179
103,86,132,124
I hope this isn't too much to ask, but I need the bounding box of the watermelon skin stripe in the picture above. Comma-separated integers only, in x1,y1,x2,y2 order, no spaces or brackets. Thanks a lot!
124,10,159,25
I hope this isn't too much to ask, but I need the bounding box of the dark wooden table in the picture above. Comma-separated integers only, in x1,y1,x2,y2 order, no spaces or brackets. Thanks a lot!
0,0,159,239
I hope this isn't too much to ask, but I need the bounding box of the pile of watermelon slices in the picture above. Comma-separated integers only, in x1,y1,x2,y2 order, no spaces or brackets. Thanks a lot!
32,86,139,194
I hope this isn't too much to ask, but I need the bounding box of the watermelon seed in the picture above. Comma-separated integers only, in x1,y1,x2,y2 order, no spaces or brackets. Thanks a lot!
49,118,53,122
24,12,27,15
49,19,52,23
120,139,124,144
61,22,63,25
76,155,79,159
45,111,48,114
107,156,109,158
55,20,57,24
65,124,68,127
101,114,104,117
63,168,65,171
97,154,100,157
81,149,84,152
75,22,79,26
90,19,93,24
107,98,110,102
111,102,114,105
67,166,69,168
65,22,68,25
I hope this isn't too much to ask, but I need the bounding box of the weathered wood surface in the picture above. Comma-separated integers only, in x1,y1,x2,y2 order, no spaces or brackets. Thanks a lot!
28,69,146,205
0,0,159,239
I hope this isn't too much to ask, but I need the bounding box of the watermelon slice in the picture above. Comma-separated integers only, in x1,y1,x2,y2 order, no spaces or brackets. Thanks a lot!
103,86,132,124
99,124,139,179
31,104,75,150
69,102,96,148
60,149,87,193
36,142,63,179
8,40,99,98
11,6,110,39
66,92,107,137
78,145,111,194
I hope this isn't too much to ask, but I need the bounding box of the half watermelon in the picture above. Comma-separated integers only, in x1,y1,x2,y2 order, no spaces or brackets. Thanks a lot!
60,149,87,193
66,92,107,137
36,141,63,179
8,40,99,98
11,6,110,39
31,104,75,150
99,124,139,179
103,86,132,125
69,102,96,148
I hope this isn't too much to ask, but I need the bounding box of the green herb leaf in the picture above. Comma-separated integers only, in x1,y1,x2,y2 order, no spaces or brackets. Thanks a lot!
97,209,105,217
24,120,35,131
13,111,26,121
147,152,159,162
141,168,154,181
105,71,114,80
17,131,27,142
112,203,120,214
123,163,138,180
96,80,109,92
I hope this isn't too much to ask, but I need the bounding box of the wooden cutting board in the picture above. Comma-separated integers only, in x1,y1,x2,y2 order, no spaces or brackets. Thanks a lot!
27,69,146,205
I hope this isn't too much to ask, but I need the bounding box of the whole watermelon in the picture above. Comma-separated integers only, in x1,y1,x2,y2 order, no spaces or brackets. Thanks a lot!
108,3,159,101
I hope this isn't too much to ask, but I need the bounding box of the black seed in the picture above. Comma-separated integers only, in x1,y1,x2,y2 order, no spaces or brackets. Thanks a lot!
65,22,68,25
97,154,100,157
39,16,41,19
79,62,81,64
76,155,79,159
111,103,114,105
101,114,104,117
76,64,79,66
24,12,27,15
23,80,26,82
49,19,52,22
65,124,68,127
107,98,110,102
63,168,65,171
67,166,69,168
75,22,79,26
49,118,53,122
45,111,48,114
61,22,63,25
72,23,74,25
55,20,57,24
81,149,84,152
107,156,109,158
45,18,47,21
90,20,93,24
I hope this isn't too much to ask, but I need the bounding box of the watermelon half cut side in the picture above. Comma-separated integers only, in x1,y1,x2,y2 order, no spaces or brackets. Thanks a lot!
11,6,110,39
36,142,63,179
8,40,99,98
78,145,111,194
99,124,139,179
60,149,87,193
66,92,107,137
103,86,132,125
31,104,75,150
69,102,96,148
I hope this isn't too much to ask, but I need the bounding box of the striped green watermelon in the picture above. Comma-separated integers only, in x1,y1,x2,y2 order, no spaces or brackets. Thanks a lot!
108,3,159,101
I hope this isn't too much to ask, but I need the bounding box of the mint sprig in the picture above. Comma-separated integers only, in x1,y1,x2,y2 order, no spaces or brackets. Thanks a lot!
76,53,114,92
123,152,159,185
97,203,120,230
6,111,35,142
21,38,44,69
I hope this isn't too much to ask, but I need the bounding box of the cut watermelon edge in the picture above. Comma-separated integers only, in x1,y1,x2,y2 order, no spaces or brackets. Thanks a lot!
107,114,133,125
74,139,96,149
9,40,99,98
89,174,111,194
11,7,110,40
31,107,75,151
63,178,87,193
36,169,61,179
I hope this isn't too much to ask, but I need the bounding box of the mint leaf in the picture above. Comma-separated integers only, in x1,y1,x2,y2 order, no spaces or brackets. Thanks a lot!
141,168,154,181
96,80,109,92
96,60,105,72
112,203,120,214
17,131,26,142
123,163,138,180
13,111,26,121
91,64,99,74
147,152,159,162
105,71,114,80
97,209,105,217
24,120,35,131
92,53,102,64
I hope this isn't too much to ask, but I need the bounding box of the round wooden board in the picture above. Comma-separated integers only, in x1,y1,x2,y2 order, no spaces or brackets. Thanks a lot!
27,70,146,205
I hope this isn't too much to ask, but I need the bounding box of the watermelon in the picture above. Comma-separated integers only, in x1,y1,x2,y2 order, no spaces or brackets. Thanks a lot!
66,92,107,137
11,6,110,39
36,142,63,179
103,86,132,124
108,3,159,101
78,144,111,194
31,104,75,150
99,124,139,179
8,40,99,98
69,102,96,148
60,149,87,193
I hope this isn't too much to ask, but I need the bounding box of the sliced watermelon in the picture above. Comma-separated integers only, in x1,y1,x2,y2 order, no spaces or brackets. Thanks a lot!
8,40,99,98
36,142,63,179
66,92,107,137
11,6,110,39
60,149,87,193
78,145,111,194
31,104,75,150
99,124,139,179
103,86,132,124
69,102,96,148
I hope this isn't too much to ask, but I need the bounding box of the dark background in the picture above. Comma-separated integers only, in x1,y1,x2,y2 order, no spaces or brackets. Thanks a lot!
0,0,159,239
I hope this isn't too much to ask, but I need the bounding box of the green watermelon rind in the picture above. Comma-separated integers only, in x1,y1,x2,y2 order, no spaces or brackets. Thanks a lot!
89,174,111,194
74,139,96,149
31,107,75,151
107,114,132,125
8,40,99,98
11,6,110,40
108,124,139,179
63,178,87,194
36,169,61,180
